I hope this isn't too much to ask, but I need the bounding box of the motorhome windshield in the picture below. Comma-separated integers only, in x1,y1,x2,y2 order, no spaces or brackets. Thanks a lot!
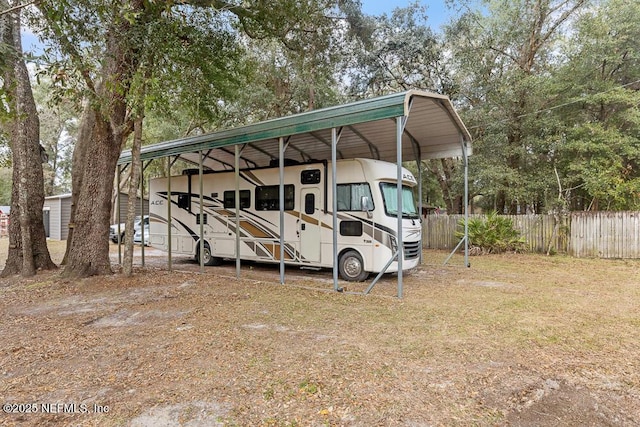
380,182,419,219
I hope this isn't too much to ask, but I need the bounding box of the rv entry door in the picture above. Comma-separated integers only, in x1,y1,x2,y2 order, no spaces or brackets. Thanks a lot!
299,188,321,262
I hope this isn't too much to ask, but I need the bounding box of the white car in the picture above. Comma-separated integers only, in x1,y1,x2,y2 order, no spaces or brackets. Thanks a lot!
133,217,150,246
110,215,148,244
109,223,126,243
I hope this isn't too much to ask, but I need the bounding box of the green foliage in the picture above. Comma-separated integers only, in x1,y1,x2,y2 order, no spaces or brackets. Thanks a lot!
456,212,527,255
0,167,11,205
442,0,640,213
11,0,640,217
140,7,246,127
345,3,442,98
549,0,640,210
31,76,78,195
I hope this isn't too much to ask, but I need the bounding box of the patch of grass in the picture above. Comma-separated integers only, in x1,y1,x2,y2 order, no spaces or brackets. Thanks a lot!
263,386,275,401
23,280,55,290
2,249,640,425
298,379,320,395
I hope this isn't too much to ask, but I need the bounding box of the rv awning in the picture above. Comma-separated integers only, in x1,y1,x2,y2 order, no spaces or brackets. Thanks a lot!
117,90,472,170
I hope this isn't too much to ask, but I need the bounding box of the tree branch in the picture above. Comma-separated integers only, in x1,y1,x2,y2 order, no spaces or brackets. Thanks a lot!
36,3,97,96
0,0,39,17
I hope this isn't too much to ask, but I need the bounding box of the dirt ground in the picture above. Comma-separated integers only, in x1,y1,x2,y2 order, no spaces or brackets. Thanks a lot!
1,240,639,426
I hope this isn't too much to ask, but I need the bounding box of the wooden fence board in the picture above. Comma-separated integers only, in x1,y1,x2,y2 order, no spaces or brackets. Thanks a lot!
423,211,640,259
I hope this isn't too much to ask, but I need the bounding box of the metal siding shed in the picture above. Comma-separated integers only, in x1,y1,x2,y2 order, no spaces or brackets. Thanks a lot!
44,194,72,240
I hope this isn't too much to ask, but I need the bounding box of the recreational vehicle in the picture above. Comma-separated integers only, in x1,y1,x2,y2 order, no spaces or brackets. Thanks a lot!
147,158,422,281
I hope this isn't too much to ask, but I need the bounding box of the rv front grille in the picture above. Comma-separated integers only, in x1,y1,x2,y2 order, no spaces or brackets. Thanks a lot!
403,240,421,260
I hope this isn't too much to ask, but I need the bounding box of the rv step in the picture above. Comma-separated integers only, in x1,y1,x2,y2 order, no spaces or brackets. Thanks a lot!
300,266,322,271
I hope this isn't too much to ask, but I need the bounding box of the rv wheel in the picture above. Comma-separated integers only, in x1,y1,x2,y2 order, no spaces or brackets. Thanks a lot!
197,243,221,266
338,250,368,282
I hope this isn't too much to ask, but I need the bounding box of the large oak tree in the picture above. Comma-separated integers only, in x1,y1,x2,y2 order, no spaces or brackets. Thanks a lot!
32,0,356,278
0,0,56,277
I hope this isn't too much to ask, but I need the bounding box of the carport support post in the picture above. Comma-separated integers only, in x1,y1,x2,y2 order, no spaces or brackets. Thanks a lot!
235,145,241,279
444,136,471,267
396,116,405,298
117,165,122,264
463,136,470,268
140,160,145,266
278,137,285,284
199,151,204,273
167,156,172,271
417,159,423,265
331,127,340,292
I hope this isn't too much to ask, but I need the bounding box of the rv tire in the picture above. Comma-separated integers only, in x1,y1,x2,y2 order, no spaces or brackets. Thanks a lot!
197,242,221,266
338,250,368,282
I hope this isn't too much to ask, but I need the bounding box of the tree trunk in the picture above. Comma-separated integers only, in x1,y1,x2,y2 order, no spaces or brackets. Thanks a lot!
496,190,506,214
61,115,122,278
123,114,144,276
1,1,56,277
61,15,140,278
428,158,460,213
61,102,96,266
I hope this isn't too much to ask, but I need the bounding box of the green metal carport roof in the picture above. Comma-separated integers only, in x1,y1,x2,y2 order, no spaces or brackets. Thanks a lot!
117,90,472,169
116,89,473,297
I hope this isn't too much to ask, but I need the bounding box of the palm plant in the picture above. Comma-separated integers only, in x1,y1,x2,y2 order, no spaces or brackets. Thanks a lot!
456,211,527,254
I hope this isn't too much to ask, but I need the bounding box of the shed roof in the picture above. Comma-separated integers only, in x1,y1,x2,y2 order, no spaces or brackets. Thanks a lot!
117,90,471,170
44,193,72,200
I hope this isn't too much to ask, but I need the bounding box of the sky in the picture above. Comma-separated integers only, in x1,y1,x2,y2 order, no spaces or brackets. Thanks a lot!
360,0,454,30
20,1,456,54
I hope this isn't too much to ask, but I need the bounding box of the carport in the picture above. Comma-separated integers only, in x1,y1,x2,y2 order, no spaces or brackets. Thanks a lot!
117,90,472,297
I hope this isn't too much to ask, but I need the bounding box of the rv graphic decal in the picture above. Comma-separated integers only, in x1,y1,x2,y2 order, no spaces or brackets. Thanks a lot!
148,158,422,280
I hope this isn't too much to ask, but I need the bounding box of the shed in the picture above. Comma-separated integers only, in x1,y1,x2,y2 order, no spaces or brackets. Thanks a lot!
112,192,149,224
43,193,72,240
44,192,149,240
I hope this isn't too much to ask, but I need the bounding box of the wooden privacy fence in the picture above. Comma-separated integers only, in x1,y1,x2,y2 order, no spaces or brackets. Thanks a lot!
570,211,640,258
423,211,640,259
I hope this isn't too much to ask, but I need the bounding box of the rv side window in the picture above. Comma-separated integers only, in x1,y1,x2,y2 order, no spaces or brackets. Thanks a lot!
304,193,315,215
336,183,373,211
301,169,321,185
177,194,190,210
255,185,294,210
340,220,363,236
224,190,251,209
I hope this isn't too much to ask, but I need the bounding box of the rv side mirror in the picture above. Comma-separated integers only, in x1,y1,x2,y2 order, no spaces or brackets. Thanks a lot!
361,196,370,211
361,196,373,218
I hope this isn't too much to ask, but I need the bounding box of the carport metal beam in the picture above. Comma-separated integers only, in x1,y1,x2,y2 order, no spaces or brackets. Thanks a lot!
396,116,405,298
463,137,470,267
443,135,471,267
235,145,241,279
199,151,204,273
280,137,312,162
117,165,122,264
140,160,145,266
364,114,410,298
279,136,290,285
310,131,345,159
331,127,343,292
347,125,380,159
167,156,172,271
